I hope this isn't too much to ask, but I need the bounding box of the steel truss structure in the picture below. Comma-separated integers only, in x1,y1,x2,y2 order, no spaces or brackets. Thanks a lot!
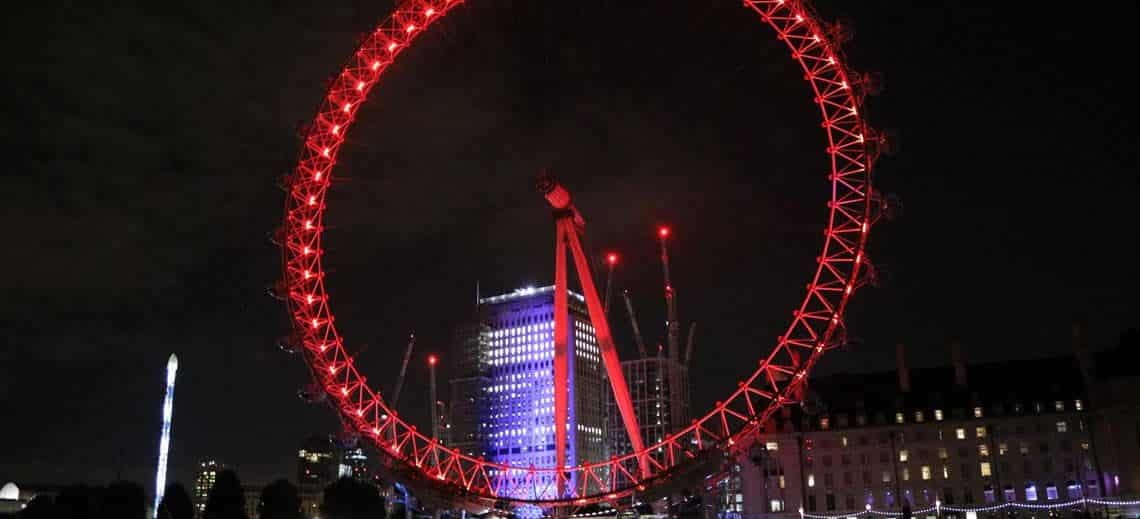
279,0,876,509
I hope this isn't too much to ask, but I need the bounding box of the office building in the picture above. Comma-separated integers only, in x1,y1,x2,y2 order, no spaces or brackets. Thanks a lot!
298,434,336,492
477,285,608,498
607,354,690,465
194,460,223,517
338,446,371,482
449,321,491,457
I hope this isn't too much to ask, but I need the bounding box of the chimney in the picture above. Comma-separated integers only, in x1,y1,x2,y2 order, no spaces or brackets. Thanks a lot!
951,341,967,387
895,343,911,393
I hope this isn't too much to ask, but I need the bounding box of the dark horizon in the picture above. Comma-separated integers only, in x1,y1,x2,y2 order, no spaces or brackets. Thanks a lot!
3,0,1137,497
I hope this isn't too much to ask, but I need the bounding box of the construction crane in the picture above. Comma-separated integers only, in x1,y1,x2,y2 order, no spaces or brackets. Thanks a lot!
389,334,416,410
538,172,649,486
603,252,618,315
658,226,681,364
621,289,649,359
428,354,439,441
684,322,697,365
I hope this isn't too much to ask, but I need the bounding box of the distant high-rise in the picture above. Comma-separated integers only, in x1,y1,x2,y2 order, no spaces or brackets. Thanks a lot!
449,320,490,457
194,460,222,517
606,354,690,462
338,446,371,482
297,435,336,492
476,285,607,498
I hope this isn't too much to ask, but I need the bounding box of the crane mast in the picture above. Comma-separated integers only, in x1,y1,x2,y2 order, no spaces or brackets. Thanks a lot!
428,354,439,440
603,253,618,315
390,334,416,410
684,321,697,365
621,289,649,359
658,227,681,364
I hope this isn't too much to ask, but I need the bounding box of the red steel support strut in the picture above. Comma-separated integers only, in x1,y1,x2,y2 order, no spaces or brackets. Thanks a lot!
544,174,648,488
553,220,570,497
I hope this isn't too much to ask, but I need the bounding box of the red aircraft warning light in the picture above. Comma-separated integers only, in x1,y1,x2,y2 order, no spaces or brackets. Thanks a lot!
606,252,619,266
427,354,438,366
658,226,671,238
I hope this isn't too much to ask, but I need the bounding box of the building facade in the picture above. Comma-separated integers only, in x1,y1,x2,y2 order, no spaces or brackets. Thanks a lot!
297,435,336,493
338,446,371,482
712,354,1108,519
476,286,608,499
607,355,690,462
194,460,223,517
450,321,491,457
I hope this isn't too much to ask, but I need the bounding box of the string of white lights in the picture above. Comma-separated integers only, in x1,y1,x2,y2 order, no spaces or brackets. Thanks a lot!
796,497,1140,519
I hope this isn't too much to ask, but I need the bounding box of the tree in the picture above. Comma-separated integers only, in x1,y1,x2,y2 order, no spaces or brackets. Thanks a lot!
158,483,194,519
55,484,99,519
259,479,303,519
321,477,384,519
102,481,147,519
204,470,248,519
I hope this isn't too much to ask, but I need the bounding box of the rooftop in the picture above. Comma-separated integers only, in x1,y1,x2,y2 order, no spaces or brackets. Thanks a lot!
478,285,585,305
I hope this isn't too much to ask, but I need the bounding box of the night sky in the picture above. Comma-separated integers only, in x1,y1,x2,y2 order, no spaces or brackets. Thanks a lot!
3,0,1137,497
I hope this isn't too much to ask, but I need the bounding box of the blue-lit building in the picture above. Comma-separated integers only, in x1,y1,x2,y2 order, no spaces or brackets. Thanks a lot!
477,286,608,499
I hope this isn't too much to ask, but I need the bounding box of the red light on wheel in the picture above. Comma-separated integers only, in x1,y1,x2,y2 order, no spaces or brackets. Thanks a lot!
606,253,619,266
658,226,671,238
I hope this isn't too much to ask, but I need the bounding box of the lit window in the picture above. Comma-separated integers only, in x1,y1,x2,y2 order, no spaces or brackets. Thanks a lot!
956,428,966,440
974,407,984,418
1025,484,1038,501
1054,401,1064,412
1074,400,1084,411
1056,421,1068,433
779,475,786,489
942,465,950,479
938,448,948,459
766,441,779,451
1046,485,1058,500
899,449,909,462
915,411,925,423
1080,441,1090,451
841,436,848,448
1019,442,1030,455
976,426,987,438
978,444,989,457
980,462,992,477
820,417,830,430
921,466,932,480
808,474,815,487
902,467,910,481
1004,487,1016,502
896,412,905,424
934,409,944,421
770,499,785,512
882,471,891,483
998,442,1008,455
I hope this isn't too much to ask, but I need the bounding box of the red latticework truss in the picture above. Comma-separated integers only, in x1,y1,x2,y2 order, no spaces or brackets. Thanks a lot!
280,0,875,508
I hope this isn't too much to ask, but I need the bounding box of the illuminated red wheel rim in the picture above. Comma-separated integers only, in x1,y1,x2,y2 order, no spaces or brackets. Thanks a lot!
280,0,875,507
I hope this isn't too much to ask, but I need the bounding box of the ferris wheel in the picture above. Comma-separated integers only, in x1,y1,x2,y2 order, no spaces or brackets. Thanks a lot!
278,0,882,510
